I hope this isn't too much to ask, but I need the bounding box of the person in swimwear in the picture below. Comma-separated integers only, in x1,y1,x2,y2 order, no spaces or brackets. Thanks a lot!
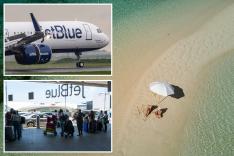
145,105,157,117
155,106,162,118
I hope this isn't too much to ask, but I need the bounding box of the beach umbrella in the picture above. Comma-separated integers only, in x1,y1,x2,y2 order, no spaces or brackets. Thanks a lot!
149,81,174,96
149,81,174,104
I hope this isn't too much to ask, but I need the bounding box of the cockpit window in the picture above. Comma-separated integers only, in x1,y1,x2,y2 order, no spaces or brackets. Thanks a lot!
97,28,102,33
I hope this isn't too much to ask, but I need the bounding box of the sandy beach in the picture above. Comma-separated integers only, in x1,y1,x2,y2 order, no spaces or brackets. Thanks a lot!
112,1,234,156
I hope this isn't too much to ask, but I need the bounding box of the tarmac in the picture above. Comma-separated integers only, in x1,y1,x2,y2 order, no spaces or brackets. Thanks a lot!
5,125,111,152
5,66,111,75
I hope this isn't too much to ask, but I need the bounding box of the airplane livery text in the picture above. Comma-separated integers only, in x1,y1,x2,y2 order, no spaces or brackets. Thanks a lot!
44,25,82,39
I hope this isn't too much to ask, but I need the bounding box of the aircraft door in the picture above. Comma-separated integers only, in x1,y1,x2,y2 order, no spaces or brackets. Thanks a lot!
83,24,92,40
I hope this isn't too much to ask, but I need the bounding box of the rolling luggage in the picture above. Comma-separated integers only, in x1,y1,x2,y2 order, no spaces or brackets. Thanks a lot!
5,126,15,141
20,116,25,124
97,121,103,131
94,120,97,132
89,120,97,133
83,122,89,133
44,117,57,136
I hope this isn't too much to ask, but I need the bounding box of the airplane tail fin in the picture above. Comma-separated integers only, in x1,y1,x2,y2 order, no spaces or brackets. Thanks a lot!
30,13,41,32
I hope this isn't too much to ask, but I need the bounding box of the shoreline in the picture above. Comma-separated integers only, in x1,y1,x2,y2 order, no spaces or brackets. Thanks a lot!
115,2,234,156
179,50,234,155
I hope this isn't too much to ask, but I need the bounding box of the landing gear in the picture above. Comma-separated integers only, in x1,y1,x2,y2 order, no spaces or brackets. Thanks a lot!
75,51,84,68
76,62,84,68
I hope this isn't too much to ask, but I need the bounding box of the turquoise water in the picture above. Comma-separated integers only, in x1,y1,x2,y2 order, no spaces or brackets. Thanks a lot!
180,52,234,156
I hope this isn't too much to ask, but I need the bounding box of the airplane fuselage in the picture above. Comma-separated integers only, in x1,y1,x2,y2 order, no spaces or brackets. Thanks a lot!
5,21,109,52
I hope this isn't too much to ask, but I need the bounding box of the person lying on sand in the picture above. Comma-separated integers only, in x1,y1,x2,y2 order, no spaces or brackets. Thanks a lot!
155,107,162,119
137,104,163,119
145,105,157,117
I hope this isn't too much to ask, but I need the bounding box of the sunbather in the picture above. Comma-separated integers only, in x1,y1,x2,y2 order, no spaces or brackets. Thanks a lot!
145,105,157,117
155,107,162,119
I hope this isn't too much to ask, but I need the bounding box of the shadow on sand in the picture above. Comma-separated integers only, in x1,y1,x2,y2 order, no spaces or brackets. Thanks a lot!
160,108,168,117
170,85,185,99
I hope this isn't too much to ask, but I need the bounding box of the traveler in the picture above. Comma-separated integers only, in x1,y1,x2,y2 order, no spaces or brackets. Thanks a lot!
75,109,84,136
58,109,66,137
97,110,104,131
11,110,21,140
103,111,109,132
64,115,74,138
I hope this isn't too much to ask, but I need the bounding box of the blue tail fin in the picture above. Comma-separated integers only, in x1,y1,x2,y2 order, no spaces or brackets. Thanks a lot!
30,13,41,32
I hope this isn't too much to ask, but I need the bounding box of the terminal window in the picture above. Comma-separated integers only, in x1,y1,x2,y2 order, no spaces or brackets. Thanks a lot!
28,92,34,100
8,95,13,101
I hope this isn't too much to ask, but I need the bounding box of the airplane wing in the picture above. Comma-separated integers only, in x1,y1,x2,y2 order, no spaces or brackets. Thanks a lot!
5,13,44,55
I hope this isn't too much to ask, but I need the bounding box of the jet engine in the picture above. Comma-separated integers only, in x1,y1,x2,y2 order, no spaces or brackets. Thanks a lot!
15,44,52,65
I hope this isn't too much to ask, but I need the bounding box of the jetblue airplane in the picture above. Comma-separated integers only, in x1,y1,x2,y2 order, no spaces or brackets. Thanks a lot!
4,13,109,67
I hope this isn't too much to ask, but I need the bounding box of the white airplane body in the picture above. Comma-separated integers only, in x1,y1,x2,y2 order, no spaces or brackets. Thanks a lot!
4,13,109,67
5,21,109,50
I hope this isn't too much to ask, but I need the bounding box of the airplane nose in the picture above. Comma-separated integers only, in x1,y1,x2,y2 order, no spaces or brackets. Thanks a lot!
103,33,109,46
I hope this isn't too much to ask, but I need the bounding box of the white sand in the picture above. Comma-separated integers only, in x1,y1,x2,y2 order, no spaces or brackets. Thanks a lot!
66,1,234,156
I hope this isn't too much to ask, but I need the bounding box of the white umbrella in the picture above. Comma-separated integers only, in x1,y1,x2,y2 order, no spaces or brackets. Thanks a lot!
149,81,174,96
149,81,174,104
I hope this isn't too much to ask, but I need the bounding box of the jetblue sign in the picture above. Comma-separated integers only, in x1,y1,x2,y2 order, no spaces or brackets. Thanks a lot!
45,84,85,98
45,25,82,39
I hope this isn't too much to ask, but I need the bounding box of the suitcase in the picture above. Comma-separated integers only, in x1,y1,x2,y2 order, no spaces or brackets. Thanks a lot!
20,116,26,124
97,121,103,131
93,120,97,132
83,122,89,133
89,121,97,133
5,126,15,141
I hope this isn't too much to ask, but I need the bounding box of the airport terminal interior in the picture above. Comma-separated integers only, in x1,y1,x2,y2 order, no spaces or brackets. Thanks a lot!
4,81,112,152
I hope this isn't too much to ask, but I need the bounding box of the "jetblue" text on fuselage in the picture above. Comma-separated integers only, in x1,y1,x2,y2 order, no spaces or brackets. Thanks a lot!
45,25,82,39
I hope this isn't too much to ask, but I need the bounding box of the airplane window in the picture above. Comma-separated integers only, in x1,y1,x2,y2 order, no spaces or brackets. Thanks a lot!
97,28,102,33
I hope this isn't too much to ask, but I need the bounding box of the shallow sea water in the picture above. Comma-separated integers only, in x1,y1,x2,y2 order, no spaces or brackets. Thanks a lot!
180,52,234,156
